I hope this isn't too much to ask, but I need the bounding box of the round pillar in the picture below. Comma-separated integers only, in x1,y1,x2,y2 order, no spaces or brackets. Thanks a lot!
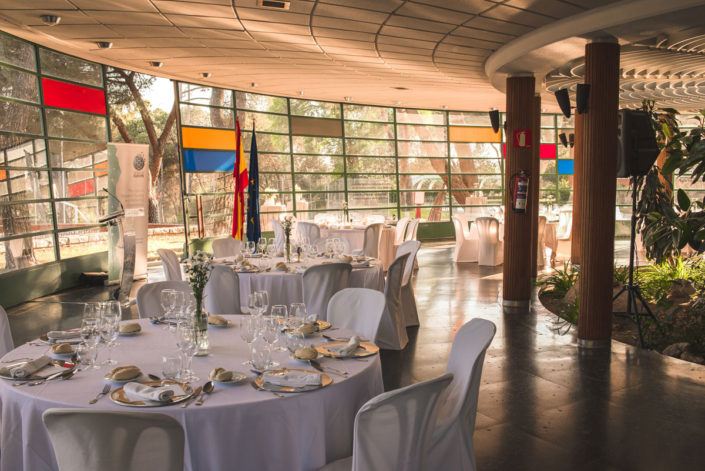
571,111,584,264
531,94,541,279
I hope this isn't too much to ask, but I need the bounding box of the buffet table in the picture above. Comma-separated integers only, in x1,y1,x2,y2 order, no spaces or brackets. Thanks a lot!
0,316,384,471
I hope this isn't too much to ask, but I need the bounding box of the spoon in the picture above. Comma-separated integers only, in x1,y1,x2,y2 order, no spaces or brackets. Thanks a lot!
195,381,214,406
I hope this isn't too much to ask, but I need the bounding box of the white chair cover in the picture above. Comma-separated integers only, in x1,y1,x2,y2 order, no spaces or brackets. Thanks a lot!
427,318,497,471
42,408,185,471
475,217,503,266
451,215,479,263
404,219,419,242
302,263,352,321
157,249,182,281
0,304,14,357
537,215,547,268
314,237,352,254
327,288,386,342
135,281,192,318
395,241,421,327
376,253,409,350
212,238,242,259
319,373,453,471
204,265,245,314
272,219,286,251
557,208,573,240
353,223,383,258
297,221,321,244
394,217,410,246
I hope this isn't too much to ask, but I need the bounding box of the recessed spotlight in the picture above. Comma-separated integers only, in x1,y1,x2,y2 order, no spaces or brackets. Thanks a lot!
298,91,305,96
251,82,258,88
442,105,448,110
392,86,409,90
149,61,162,67
394,101,402,106
344,96,353,102
40,15,61,26
96,41,112,49
201,73,211,78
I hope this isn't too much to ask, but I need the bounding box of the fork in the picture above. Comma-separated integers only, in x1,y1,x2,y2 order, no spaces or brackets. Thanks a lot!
89,384,111,404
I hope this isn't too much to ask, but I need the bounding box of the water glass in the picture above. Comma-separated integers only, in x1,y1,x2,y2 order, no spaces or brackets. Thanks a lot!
289,303,307,329
99,312,119,366
262,316,281,364
257,290,269,316
176,321,199,382
286,330,306,356
248,292,262,317
247,241,256,254
250,336,271,371
83,302,99,321
80,318,100,369
162,355,181,383
75,342,96,367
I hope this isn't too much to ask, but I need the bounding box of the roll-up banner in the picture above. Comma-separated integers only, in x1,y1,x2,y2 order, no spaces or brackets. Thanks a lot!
107,142,150,281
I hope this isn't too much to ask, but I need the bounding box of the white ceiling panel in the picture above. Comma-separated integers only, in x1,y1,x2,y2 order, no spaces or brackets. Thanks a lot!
481,5,554,28
311,16,380,33
395,2,474,24
505,0,586,18
378,26,445,42
152,1,234,16
314,4,389,24
319,0,402,13
165,15,239,29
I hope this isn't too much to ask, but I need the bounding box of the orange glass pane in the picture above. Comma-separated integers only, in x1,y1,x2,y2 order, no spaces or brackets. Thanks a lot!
449,126,501,143
182,127,237,151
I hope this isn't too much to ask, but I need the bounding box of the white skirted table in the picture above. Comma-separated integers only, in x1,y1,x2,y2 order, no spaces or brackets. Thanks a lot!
231,257,384,308
0,316,383,471
320,226,396,271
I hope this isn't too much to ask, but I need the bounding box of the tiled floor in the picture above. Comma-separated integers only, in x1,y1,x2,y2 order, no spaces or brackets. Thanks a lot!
6,244,705,470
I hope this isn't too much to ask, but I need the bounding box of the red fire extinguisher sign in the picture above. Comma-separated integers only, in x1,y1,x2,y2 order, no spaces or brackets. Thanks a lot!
513,129,532,148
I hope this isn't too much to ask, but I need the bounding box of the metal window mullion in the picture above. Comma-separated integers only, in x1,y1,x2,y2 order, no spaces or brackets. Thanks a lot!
286,98,297,217
340,102,349,209
393,109,401,219
446,110,452,219
173,81,190,255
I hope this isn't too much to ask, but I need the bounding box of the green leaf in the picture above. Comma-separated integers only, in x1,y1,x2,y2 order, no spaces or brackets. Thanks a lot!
677,189,691,211
695,229,705,241
661,122,672,139
661,107,679,115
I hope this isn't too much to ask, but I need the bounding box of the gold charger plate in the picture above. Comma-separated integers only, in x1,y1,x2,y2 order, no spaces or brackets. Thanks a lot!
276,319,331,332
254,368,331,393
110,381,194,407
315,342,379,358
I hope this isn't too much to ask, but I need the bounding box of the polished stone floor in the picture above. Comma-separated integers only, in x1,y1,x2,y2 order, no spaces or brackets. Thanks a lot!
6,244,705,470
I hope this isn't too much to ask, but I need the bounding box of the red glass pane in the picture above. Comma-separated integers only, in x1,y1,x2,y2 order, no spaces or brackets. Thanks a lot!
42,78,106,115
502,143,557,159
68,178,95,197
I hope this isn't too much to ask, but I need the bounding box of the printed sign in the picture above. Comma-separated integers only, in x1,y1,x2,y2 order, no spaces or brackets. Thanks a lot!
513,129,532,148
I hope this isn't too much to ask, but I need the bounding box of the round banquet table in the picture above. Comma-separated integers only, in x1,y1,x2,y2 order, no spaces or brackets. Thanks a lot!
0,316,384,471
230,257,385,308
320,226,396,271
320,226,366,251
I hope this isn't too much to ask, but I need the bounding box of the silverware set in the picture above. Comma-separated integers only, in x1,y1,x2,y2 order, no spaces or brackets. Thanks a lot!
89,384,111,404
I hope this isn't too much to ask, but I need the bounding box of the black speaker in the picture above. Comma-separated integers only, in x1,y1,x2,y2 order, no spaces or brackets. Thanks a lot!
489,109,500,133
558,132,568,148
616,109,660,178
576,83,590,114
554,89,571,118
569,133,575,148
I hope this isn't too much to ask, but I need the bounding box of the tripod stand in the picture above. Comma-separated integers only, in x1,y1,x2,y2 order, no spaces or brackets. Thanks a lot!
612,177,660,347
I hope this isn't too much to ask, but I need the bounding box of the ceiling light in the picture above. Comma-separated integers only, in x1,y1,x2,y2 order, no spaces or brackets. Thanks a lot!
251,82,258,88
257,0,290,10
40,15,61,26
201,73,211,78
344,96,353,102
96,41,112,49
149,61,162,67
392,86,409,90
298,91,305,96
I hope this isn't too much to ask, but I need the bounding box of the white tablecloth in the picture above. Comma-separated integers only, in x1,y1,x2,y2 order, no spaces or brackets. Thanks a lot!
320,227,366,251
0,316,383,471
235,258,384,307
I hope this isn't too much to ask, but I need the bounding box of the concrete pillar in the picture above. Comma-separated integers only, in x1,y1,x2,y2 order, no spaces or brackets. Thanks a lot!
577,40,620,346
503,75,536,310
531,94,541,279
571,111,584,264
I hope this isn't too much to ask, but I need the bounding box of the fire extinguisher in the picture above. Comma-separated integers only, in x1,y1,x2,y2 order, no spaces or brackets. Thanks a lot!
510,170,529,213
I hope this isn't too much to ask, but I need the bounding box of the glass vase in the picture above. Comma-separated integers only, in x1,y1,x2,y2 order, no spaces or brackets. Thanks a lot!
194,299,210,356
285,236,291,263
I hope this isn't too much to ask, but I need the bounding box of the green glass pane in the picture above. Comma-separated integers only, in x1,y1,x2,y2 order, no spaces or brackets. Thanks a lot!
180,104,234,129
348,192,396,208
345,157,395,173
259,174,292,192
399,174,445,190
0,234,55,271
293,173,344,192
450,158,501,174
343,104,393,122
53,197,108,226
0,100,42,135
242,132,290,153
259,154,291,173
40,48,101,87
239,111,288,134
46,109,106,141
296,192,344,211
346,174,396,191
541,114,556,128
0,200,52,229
290,99,340,119
345,139,394,156
398,157,448,174
179,83,232,107
0,65,38,103
48,140,106,169
0,34,35,71
236,92,286,114
541,129,556,143
0,169,49,200
541,161,556,174
292,136,342,154
448,112,491,126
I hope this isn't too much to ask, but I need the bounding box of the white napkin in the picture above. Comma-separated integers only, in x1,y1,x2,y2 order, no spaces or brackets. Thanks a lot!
47,330,81,343
123,382,184,402
352,260,370,268
328,335,361,357
262,370,322,388
0,355,53,378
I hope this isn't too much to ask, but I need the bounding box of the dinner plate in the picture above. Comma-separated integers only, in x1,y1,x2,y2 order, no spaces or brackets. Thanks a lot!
110,381,194,407
213,371,248,386
0,362,73,381
315,342,379,358
254,368,332,393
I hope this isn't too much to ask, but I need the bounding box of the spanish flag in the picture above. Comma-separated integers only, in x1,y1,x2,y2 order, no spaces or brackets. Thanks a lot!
231,119,248,239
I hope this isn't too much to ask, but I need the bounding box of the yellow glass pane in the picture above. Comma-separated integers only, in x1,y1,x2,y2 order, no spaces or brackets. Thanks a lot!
449,126,501,143
182,127,237,150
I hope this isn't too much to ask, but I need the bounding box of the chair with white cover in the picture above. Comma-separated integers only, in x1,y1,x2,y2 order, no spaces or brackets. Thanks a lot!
212,237,242,259
42,408,185,471
327,288,386,342
157,249,182,281
451,214,478,263
426,318,496,471
272,218,286,251
318,372,454,471
314,237,352,254
376,253,409,350
404,219,419,242
352,223,383,258
297,221,321,244
395,241,421,327
537,215,547,268
557,208,573,240
302,263,352,321
135,281,192,319
393,217,410,247
475,217,503,266
0,304,14,357
204,265,246,314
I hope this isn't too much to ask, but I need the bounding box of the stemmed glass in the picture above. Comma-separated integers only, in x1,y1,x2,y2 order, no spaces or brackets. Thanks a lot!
83,302,99,321
261,317,280,367
271,305,288,351
250,335,271,372
80,318,100,369
257,290,269,316
160,289,176,326
176,320,199,382
99,301,120,365
289,302,307,329
247,241,256,255
258,237,267,256
248,292,263,317
240,315,259,365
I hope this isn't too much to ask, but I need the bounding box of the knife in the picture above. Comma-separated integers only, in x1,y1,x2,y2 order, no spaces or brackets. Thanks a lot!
181,386,202,408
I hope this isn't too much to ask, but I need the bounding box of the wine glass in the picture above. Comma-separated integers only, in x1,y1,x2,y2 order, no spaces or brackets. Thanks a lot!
258,237,267,256
257,290,269,316
247,241,256,255
248,292,262,317
240,316,259,365
80,318,100,369
261,317,281,367
286,329,306,357
271,305,288,351
83,302,99,321
160,289,175,323
176,320,199,382
99,302,120,365
289,302,307,329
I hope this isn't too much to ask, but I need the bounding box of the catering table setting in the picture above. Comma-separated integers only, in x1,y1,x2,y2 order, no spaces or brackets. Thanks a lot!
0,300,383,471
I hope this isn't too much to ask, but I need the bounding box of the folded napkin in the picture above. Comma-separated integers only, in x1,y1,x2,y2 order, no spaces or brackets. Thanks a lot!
0,355,52,378
124,382,182,402
263,370,322,388
208,315,228,326
328,335,361,357
47,330,81,342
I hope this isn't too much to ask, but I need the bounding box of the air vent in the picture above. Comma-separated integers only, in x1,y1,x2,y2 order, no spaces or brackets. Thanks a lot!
257,0,290,9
